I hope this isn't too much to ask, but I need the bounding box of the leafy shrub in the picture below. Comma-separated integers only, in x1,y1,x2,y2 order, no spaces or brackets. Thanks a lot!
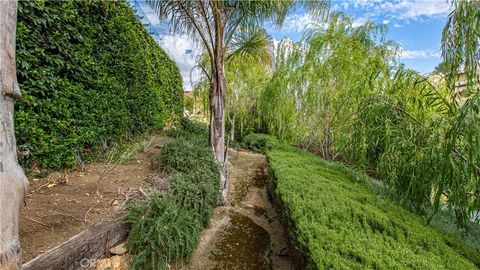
164,118,209,144
184,95,194,112
267,145,480,269
242,133,278,154
228,139,244,151
15,0,183,170
128,122,220,269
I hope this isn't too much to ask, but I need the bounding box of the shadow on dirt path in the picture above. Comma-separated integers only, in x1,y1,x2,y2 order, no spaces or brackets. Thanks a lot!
187,149,292,270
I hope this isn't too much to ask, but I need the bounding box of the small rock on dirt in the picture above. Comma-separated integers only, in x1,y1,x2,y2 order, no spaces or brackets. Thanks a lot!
240,202,254,209
109,243,128,255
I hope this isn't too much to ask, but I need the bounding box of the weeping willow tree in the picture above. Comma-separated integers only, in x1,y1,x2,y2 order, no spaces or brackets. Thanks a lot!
341,0,480,225
226,57,272,141
335,1,480,225
255,8,480,226
259,13,399,158
432,0,480,225
257,38,303,143
347,66,448,211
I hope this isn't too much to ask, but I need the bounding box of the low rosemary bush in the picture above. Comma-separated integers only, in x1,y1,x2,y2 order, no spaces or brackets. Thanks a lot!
128,122,219,269
128,197,202,269
267,145,480,269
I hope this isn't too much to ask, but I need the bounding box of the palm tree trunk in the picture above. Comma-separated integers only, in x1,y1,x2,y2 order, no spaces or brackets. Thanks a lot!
0,1,28,269
210,50,228,205
209,66,226,164
210,1,228,205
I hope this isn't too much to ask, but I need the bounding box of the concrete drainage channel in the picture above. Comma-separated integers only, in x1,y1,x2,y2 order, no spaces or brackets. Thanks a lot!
187,150,293,269
207,210,271,269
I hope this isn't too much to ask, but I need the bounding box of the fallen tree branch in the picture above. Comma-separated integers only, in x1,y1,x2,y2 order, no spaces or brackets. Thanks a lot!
21,216,48,227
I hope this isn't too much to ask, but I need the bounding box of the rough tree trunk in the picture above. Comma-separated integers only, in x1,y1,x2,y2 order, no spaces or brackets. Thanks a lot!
209,69,225,158
211,2,228,205
321,118,332,159
230,114,235,141
0,1,28,269
210,55,228,205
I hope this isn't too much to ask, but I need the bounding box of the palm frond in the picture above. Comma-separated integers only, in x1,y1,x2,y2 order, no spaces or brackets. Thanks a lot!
227,25,274,66
148,0,214,58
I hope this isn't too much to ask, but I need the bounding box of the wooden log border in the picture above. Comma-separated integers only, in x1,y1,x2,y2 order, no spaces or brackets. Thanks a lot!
22,218,130,270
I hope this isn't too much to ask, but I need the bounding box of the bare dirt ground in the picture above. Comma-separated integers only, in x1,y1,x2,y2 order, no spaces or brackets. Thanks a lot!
187,149,293,270
19,134,171,262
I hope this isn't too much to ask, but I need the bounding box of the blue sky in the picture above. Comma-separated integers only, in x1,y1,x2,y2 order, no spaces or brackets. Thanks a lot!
268,0,450,73
131,0,451,89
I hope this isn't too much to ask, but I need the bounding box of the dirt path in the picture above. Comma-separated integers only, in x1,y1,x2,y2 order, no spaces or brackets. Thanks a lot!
187,149,292,270
20,135,171,262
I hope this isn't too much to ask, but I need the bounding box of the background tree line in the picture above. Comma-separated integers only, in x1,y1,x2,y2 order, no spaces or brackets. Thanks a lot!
195,2,480,227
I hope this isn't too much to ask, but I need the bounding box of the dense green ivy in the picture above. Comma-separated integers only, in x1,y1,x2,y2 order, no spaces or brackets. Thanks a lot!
15,0,183,170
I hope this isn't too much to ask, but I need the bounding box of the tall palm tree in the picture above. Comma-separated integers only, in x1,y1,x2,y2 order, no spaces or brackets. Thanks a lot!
149,0,328,204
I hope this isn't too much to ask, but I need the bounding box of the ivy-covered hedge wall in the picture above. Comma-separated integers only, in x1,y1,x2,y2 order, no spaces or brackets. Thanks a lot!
15,0,183,170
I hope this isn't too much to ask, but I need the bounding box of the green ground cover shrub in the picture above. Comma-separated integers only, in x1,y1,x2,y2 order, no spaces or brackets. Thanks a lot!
128,122,220,269
15,0,183,170
128,197,202,269
242,133,278,154
163,118,209,144
267,145,480,269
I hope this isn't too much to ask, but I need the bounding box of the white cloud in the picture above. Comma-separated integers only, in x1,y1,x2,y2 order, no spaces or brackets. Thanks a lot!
137,1,161,25
279,13,316,33
351,0,377,9
379,0,450,20
158,34,201,90
279,0,449,32
352,17,369,27
332,3,342,11
136,1,201,90
398,48,441,59
341,0,451,23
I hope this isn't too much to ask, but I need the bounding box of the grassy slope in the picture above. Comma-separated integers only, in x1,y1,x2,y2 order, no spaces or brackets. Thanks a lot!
267,145,480,269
